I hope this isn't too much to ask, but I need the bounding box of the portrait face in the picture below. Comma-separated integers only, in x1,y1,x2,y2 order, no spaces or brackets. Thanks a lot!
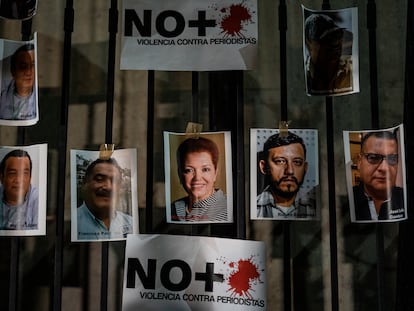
181,151,218,201
357,136,398,200
307,37,343,67
83,162,122,213
259,143,308,201
11,49,35,97
0,156,31,206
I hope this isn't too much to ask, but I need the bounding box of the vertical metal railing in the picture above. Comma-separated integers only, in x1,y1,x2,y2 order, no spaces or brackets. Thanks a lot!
8,236,19,311
366,1,386,310
278,1,292,310
145,70,155,234
396,2,414,310
100,1,119,310
325,95,339,311
53,1,74,310
189,72,200,237
320,1,340,310
234,71,245,240
191,72,199,122
207,70,244,239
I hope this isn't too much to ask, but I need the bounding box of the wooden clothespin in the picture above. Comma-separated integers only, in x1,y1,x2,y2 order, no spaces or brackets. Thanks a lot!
185,122,203,139
99,144,115,160
279,120,291,137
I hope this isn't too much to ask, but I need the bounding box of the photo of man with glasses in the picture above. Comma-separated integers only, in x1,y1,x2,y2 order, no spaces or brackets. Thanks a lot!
344,125,406,222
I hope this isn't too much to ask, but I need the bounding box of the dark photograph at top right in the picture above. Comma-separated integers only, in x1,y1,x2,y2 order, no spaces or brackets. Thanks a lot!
302,6,359,97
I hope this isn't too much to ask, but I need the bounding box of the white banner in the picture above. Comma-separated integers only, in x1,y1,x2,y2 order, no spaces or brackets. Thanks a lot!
122,234,266,311
121,0,258,71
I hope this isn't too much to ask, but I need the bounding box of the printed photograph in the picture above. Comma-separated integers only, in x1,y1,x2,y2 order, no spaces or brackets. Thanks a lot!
0,33,38,126
0,0,37,20
302,6,359,96
0,143,47,236
251,129,320,220
164,131,233,223
70,148,138,241
343,124,407,222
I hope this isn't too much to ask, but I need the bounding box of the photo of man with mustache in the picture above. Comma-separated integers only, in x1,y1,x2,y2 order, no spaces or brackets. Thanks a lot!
77,157,133,240
256,131,317,219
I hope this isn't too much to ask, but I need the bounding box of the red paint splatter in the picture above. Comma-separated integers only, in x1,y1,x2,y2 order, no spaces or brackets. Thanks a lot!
227,258,260,298
220,4,252,37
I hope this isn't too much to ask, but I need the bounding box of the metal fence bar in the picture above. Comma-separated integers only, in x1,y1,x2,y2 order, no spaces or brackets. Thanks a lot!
234,71,245,240
100,242,109,311
278,1,292,310
279,0,288,119
192,72,199,122
396,2,414,309
145,70,155,233
100,1,119,310
367,0,379,129
320,1,340,310
207,71,242,238
325,97,339,311
53,1,74,310
189,71,200,237
8,237,19,311
105,0,118,144
366,1,386,310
